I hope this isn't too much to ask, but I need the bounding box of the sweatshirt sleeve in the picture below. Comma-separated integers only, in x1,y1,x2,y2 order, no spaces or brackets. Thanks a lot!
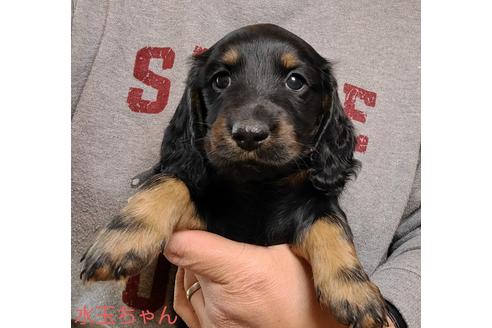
71,0,109,116
371,159,421,328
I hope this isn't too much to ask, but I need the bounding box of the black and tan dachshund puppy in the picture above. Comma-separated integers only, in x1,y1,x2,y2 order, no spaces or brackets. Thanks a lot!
81,24,388,328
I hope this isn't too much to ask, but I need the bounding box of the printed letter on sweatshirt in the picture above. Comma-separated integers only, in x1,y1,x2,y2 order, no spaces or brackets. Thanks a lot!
127,47,175,114
343,83,377,153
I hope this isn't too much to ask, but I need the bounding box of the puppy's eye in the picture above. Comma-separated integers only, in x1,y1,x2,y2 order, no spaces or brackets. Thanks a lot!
285,73,306,91
213,73,231,90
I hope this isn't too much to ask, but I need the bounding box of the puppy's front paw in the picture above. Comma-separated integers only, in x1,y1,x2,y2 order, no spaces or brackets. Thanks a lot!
316,272,388,328
80,215,162,282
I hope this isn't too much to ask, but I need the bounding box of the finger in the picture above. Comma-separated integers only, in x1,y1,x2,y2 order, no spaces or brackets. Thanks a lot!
173,267,201,328
164,230,258,282
183,269,206,320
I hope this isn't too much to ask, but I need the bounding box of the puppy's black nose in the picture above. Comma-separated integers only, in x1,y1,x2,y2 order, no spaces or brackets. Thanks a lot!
231,121,270,151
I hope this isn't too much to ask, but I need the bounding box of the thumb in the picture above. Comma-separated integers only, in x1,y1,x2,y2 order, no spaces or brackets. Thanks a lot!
164,230,257,282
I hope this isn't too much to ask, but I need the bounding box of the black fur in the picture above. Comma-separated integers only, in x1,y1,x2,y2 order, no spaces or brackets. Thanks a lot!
151,24,359,245
309,64,360,196
106,215,144,231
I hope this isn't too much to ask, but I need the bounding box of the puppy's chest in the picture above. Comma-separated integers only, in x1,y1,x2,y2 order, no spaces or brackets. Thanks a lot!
196,182,322,246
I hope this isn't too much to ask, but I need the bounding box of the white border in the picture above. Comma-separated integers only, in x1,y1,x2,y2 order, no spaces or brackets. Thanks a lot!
423,1,492,327
0,1,70,327
1,1,491,327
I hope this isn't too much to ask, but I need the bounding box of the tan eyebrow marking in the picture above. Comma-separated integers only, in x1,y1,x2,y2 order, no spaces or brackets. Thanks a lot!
281,52,299,69
221,48,240,65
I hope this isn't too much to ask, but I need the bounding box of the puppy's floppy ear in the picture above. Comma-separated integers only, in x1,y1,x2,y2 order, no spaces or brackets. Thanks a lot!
309,61,360,195
158,56,208,193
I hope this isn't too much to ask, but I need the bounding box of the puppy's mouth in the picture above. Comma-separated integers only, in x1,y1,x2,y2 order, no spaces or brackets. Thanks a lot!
204,116,304,174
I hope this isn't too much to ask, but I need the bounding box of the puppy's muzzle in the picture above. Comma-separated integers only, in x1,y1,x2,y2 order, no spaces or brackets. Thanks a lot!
231,120,270,151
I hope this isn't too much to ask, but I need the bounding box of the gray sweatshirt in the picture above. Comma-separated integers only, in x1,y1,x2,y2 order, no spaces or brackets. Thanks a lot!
71,1,420,327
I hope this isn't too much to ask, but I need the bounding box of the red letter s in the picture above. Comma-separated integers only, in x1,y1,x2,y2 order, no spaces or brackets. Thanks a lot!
127,47,175,114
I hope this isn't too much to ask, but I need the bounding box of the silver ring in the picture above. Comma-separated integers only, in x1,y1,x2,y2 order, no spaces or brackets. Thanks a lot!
186,281,201,302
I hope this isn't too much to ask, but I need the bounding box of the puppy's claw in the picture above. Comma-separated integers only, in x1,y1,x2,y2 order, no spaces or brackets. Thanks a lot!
80,249,88,263
114,265,124,280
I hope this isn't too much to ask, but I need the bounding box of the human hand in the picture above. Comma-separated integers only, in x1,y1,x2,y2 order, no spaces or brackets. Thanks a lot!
164,230,350,328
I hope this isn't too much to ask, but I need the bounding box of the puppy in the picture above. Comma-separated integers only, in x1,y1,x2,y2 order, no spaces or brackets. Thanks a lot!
81,24,388,328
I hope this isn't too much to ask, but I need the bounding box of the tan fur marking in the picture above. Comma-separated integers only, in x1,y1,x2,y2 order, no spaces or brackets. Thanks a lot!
221,48,239,65
207,115,235,154
292,218,386,327
83,177,204,282
95,229,161,260
292,219,358,277
276,118,301,157
281,52,299,69
92,266,111,280
206,114,302,166
123,177,204,240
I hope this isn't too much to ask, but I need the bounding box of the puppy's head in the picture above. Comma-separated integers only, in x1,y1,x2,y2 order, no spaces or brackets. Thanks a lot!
162,24,358,194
